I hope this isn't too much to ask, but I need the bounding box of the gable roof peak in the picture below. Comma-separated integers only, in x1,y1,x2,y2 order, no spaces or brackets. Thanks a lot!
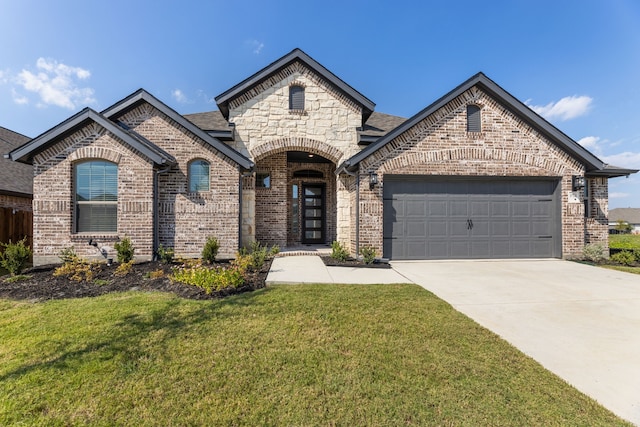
215,48,375,124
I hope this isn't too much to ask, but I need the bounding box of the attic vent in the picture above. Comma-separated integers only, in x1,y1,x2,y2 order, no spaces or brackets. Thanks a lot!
467,105,481,132
289,85,305,111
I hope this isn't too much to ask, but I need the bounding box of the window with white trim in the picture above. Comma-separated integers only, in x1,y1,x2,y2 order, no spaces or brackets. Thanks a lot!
75,160,118,233
189,159,210,192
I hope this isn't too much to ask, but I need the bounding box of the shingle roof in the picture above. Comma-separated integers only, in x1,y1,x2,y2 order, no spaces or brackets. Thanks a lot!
609,208,640,224
0,127,32,196
359,112,407,139
183,110,229,130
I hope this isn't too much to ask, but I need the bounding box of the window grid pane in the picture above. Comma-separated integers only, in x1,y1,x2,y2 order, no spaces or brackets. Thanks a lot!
75,161,118,233
189,160,210,192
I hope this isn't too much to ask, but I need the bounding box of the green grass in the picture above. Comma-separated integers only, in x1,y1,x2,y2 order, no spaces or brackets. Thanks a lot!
601,264,640,275
0,285,630,426
609,234,640,250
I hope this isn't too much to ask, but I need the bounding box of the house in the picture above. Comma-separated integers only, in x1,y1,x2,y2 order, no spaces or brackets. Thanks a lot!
0,127,33,247
609,208,640,234
7,48,637,266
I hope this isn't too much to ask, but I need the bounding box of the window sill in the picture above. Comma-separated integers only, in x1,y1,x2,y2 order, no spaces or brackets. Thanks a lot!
289,109,307,116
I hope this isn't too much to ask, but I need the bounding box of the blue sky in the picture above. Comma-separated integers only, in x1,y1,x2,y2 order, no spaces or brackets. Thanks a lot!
1,0,639,208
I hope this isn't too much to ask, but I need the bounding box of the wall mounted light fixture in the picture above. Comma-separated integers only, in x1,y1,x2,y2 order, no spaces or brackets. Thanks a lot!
369,172,378,190
572,175,585,192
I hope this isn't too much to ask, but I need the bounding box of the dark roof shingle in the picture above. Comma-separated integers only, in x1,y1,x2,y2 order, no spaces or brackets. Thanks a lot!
0,127,32,196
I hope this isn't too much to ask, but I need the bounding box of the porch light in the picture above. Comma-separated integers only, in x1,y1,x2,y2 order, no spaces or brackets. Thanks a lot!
572,175,585,192
369,172,379,190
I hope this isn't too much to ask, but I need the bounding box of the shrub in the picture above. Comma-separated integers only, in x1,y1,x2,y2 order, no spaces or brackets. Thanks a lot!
583,243,607,263
610,250,636,266
114,236,135,263
360,246,377,264
202,236,220,264
54,258,98,282
171,265,244,294
331,241,349,262
0,238,32,276
239,240,277,270
59,246,79,264
157,244,174,264
147,269,165,279
115,260,134,276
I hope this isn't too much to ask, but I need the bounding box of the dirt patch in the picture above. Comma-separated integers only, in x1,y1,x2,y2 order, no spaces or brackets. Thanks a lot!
0,259,272,302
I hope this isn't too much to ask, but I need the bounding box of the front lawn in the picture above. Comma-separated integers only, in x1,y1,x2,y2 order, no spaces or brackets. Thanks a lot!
0,285,630,426
609,233,640,250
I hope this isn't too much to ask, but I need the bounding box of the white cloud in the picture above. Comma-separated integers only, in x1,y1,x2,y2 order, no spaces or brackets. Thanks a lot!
601,152,640,169
527,95,593,121
11,88,28,105
246,39,265,54
610,192,630,199
577,136,600,150
172,89,188,103
14,58,95,109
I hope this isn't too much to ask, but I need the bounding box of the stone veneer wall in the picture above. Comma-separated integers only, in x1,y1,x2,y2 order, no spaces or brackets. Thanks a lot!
228,61,364,246
118,104,241,259
31,123,155,265
354,86,592,259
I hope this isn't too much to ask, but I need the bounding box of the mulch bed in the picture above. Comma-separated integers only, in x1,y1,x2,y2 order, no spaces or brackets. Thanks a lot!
320,256,391,269
0,259,272,302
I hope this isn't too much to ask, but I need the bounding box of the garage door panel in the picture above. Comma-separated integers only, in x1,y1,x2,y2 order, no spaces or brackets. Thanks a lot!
383,178,559,260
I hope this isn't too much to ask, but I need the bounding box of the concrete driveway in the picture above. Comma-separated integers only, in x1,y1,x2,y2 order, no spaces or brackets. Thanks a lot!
391,259,640,426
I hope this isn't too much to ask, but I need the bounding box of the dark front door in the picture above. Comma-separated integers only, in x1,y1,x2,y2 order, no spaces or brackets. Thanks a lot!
302,184,325,243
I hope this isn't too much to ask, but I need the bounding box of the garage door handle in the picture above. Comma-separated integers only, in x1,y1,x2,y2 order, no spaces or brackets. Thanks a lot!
538,236,552,238
467,219,474,230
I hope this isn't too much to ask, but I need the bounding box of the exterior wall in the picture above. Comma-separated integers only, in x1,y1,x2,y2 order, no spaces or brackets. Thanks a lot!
355,86,588,259
118,105,241,259
0,194,33,248
229,60,361,246
586,177,609,246
31,124,155,265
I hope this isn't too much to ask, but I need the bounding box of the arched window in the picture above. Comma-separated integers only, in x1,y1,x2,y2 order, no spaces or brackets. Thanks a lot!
467,105,481,132
189,159,210,192
289,85,305,111
75,160,118,233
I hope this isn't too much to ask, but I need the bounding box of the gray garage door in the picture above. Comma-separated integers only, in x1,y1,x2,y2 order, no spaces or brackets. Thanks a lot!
383,177,561,260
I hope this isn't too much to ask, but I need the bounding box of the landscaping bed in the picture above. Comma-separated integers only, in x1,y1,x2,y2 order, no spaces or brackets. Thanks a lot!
320,255,391,268
0,259,272,301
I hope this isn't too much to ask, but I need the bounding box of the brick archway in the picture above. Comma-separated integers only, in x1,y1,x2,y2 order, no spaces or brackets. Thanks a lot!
251,137,343,164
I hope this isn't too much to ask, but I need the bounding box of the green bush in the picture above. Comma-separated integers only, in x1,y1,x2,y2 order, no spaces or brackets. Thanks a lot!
610,250,636,266
171,265,244,294
202,236,220,264
582,243,607,263
609,234,640,250
0,238,32,276
239,240,278,270
114,236,135,263
59,246,79,264
157,244,174,264
331,241,350,262
54,258,99,282
359,246,377,264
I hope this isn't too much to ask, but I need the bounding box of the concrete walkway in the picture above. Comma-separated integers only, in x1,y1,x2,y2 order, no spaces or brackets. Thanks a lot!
392,259,640,426
266,255,408,284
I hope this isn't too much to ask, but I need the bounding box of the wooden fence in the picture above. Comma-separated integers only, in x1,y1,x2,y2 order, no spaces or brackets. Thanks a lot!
0,207,33,249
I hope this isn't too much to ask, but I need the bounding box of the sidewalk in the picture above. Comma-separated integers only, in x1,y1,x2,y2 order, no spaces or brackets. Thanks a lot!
266,255,410,284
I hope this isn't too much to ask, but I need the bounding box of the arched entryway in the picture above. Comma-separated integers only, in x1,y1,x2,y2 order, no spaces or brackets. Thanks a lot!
253,149,336,248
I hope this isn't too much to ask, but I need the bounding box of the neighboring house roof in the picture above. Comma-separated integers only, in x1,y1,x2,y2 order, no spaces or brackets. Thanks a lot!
609,208,640,224
102,89,253,170
0,126,32,197
215,48,376,126
7,108,177,167
341,72,638,178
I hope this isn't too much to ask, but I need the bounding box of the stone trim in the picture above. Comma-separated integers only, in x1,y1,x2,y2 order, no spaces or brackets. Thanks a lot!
68,146,123,164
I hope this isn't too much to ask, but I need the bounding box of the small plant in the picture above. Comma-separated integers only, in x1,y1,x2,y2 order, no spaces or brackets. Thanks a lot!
331,241,350,262
157,244,174,264
270,244,280,257
115,260,134,276
360,246,377,264
171,265,244,294
54,258,98,282
0,238,32,276
240,240,278,270
611,250,635,266
3,274,31,283
582,243,607,263
59,246,79,264
202,236,220,264
93,279,110,286
147,269,165,279
114,236,135,263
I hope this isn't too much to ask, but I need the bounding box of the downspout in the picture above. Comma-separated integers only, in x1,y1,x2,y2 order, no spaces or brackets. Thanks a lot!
342,167,360,257
153,165,172,261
